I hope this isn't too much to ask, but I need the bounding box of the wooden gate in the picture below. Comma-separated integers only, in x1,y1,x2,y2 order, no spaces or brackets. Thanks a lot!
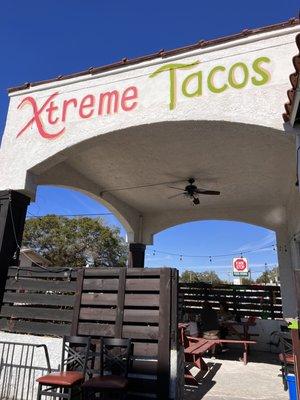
71,267,178,399
0,266,178,399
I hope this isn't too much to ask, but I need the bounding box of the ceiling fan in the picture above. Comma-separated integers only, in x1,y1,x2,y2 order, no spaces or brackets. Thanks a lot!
168,178,220,205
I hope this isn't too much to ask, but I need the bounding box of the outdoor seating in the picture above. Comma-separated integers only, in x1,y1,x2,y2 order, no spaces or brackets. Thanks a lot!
82,338,132,400
179,324,218,385
215,338,257,365
179,321,256,373
277,332,295,390
36,335,91,400
219,316,257,340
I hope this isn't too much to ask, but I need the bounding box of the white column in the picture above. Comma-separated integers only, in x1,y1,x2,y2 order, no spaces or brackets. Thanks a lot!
276,227,297,319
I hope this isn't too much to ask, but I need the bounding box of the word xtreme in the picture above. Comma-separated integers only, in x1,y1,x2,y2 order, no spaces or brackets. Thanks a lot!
17,86,138,139
16,55,271,140
150,56,271,110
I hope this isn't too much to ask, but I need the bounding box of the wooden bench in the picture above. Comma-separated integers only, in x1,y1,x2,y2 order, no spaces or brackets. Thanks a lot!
185,337,217,369
183,336,218,385
215,339,256,365
179,324,256,385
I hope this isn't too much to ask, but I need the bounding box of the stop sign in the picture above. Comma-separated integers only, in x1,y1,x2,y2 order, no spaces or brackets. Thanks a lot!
233,257,248,274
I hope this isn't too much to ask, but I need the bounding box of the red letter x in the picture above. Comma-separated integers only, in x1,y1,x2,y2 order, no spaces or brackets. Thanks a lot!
17,92,65,139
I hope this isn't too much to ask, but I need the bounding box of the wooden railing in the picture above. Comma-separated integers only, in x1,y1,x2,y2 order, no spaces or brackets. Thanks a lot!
179,282,282,319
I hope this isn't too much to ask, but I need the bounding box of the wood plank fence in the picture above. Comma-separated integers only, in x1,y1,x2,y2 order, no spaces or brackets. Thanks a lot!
0,266,178,400
179,282,283,319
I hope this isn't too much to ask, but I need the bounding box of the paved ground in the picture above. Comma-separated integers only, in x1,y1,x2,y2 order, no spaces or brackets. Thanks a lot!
184,350,289,400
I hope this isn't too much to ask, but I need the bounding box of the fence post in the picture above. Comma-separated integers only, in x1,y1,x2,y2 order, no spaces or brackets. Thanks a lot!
269,287,275,320
0,191,30,307
157,268,172,399
232,286,237,316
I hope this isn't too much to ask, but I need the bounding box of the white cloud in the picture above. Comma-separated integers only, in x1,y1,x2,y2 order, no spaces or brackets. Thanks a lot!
233,231,275,253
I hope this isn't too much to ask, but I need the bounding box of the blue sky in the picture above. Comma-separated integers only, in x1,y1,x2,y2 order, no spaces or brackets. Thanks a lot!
1,0,296,278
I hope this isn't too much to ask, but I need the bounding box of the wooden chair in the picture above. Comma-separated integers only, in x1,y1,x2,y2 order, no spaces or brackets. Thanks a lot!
82,338,132,400
36,335,91,400
278,333,295,390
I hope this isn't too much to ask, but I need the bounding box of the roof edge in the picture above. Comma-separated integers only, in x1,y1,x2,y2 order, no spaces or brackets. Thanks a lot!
283,33,300,123
8,17,300,94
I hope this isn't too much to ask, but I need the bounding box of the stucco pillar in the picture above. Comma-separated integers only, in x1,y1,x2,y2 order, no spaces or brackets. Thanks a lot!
128,243,146,268
276,228,297,319
0,190,30,304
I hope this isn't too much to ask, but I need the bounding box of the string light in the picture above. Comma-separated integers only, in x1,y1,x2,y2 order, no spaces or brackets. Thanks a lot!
27,212,113,218
150,243,276,259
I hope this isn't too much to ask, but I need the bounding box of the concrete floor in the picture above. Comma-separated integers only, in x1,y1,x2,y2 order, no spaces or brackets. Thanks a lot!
184,351,289,400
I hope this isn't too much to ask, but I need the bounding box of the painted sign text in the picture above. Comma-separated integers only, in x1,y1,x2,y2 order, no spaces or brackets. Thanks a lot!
150,56,271,110
17,86,138,139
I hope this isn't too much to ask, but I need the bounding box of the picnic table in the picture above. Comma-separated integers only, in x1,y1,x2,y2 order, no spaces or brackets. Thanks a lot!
178,322,256,384
221,320,256,341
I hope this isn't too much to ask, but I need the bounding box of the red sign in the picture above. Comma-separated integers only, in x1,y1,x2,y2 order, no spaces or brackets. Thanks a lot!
233,257,248,275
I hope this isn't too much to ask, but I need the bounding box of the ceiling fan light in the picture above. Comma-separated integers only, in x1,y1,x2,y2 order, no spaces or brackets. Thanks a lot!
193,197,200,205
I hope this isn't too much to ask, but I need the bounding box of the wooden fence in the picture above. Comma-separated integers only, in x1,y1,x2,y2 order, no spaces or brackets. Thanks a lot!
0,266,178,400
0,266,77,336
179,282,283,319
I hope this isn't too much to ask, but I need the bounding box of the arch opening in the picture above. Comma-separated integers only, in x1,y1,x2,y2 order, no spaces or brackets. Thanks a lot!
21,119,296,245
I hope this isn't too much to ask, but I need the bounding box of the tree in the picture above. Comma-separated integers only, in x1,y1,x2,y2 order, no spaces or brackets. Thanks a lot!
256,266,279,284
23,215,128,268
240,277,254,285
181,270,201,283
180,270,223,284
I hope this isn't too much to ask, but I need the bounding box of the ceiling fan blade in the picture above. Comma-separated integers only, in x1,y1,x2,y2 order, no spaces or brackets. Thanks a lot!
167,186,186,191
168,193,185,199
196,189,220,195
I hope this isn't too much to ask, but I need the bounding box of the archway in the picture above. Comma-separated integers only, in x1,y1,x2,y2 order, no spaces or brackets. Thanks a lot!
5,119,293,319
0,21,299,400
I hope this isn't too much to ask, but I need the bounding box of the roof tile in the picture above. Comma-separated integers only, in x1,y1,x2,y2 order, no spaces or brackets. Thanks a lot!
8,17,300,94
283,32,300,123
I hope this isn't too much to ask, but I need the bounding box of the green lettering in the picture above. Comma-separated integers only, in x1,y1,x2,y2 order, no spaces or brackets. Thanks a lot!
228,62,249,89
149,61,199,110
182,72,202,98
207,66,228,93
251,56,271,86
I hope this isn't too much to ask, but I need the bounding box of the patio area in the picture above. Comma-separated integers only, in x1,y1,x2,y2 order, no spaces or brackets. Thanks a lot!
184,350,288,400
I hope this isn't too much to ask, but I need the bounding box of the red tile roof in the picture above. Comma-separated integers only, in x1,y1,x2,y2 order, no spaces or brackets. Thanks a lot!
8,17,300,94
283,33,300,123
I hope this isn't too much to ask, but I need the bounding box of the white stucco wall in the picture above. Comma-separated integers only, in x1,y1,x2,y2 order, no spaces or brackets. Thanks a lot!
0,26,299,196
0,25,300,319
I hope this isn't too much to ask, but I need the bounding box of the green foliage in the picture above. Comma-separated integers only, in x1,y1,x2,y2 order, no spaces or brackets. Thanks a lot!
256,266,279,284
240,277,254,285
23,215,128,268
180,269,223,284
